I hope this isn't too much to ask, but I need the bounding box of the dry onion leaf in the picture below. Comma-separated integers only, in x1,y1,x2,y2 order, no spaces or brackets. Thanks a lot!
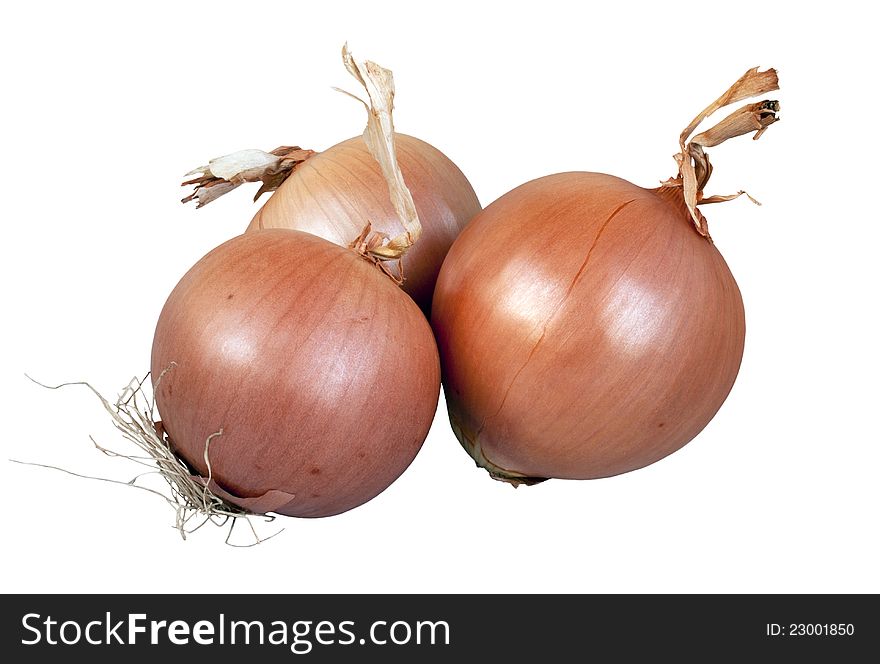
16,372,288,546
664,67,780,235
337,43,422,262
181,146,315,207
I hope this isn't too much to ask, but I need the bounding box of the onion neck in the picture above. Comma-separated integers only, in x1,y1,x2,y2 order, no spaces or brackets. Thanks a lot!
658,67,780,237
651,184,705,231
341,45,422,286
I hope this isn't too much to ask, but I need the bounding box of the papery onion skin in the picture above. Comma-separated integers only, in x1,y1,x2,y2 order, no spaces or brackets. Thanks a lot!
248,134,481,312
151,229,441,517
431,172,745,482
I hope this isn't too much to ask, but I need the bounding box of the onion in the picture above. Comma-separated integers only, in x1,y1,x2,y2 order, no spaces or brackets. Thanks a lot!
182,57,480,313
152,48,440,517
152,229,439,517
431,68,781,485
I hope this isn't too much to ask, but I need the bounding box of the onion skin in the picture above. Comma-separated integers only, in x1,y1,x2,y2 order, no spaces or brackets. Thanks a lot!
151,229,440,517
248,134,481,312
431,172,745,482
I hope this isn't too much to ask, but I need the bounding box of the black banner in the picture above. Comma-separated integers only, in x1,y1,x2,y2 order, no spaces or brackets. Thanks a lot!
1,594,873,661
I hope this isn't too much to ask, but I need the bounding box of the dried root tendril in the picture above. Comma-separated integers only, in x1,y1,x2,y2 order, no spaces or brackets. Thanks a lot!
181,146,316,208
661,67,781,237
15,372,283,546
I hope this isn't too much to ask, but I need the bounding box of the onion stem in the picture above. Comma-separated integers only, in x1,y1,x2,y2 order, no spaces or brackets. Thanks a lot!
663,67,780,236
338,44,423,265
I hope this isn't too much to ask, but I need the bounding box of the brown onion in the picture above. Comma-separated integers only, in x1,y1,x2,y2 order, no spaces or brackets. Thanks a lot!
248,133,481,312
152,229,440,517
431,68,780,484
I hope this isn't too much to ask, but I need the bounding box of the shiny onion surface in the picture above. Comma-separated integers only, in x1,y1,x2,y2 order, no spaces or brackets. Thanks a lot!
152,230,440,517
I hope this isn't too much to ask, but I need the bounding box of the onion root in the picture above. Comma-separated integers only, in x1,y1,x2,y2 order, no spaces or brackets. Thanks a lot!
17,372,289,545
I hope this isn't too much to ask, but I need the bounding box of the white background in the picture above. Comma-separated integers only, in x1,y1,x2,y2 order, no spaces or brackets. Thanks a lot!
2,1,877,593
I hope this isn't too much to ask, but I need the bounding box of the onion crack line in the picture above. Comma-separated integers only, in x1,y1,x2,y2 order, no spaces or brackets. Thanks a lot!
477,199,636,436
